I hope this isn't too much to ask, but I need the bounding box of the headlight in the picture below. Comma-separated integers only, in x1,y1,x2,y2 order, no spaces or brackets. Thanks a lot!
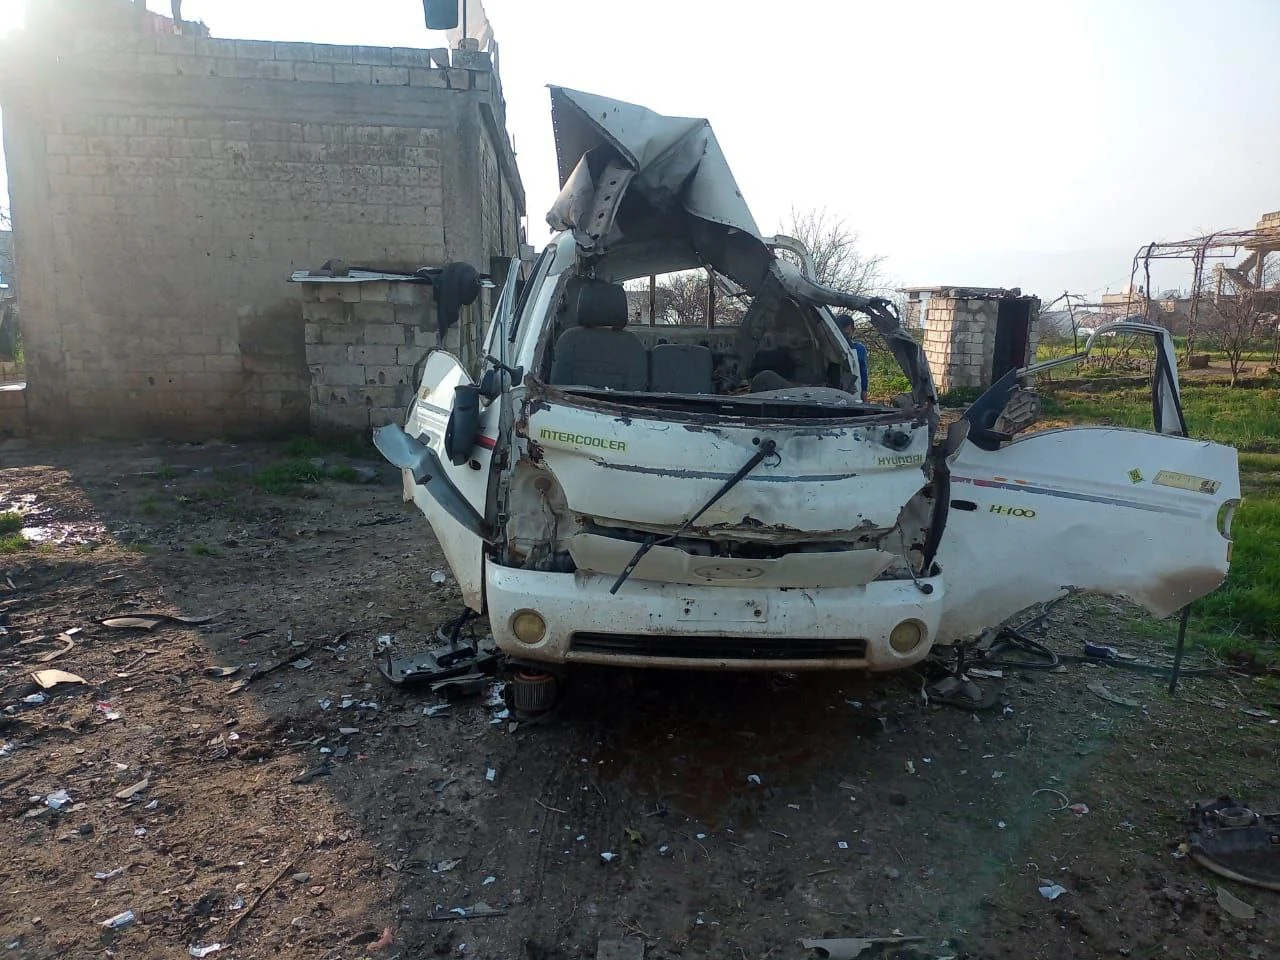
889,619,925,654
511,610,547,645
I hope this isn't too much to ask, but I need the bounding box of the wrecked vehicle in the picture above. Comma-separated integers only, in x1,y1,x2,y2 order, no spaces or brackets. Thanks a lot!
375,87,1240,673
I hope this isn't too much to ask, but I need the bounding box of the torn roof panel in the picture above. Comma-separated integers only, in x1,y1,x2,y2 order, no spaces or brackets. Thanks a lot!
546,86,767,290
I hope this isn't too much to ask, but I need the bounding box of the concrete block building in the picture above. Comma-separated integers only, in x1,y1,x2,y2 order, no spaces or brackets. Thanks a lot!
0,22,523,438
905,286,1040,394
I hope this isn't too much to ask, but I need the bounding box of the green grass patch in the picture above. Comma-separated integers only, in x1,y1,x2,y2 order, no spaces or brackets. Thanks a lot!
1041,383,1280,452
253,458,363,495
282,433,372,459
190,542,219,557
0,512,22,535
0,532,26,554
1192,457,1280,646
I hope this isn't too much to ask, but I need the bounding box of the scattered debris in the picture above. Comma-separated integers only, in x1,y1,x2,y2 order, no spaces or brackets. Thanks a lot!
1187,797,1280,891
203,665,241,678
33,634,77,663
431,570,448,584
485,768,496,783
368,927,394,951
431,858,462,874
188,944,224,958
1216,885,1256,920
228,855,301,937
96,701,121,721
100,612,218,630
376,634,394,651
1087,682,1141,708
21,693,47,706
747,774,762,785
292,657,314,670
1068,803,1090,815
428,902,505,921
114,778,149,801
1038,882,1067,900
291,763,331,784
45,789,71,810
100,910,135,929
800,936,927,959
227,643,315,694
600,852,617,863
93,868,124,881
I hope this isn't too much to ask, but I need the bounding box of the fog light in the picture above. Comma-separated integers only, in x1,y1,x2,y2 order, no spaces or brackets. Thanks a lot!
889,619,924,654
511,609,546,645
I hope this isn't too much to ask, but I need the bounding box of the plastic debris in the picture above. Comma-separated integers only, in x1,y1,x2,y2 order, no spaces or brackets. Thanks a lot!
747,774,762,785
837,840,849,850
1068,803,1090,815
203,665,241,678
431,570,448,584
189,944,224,958
31,669,85,689
1087,682,1141,708
45,789,71,810
144,799,158,810
600,851,617,863
338,727,359,735
432,858,462,874
905,760,915,775
376,634,394,651
424,704,450,717
114,778,149,801
96,702,121,721
482,876,496,885
432,902,504,921
1038,882,1067,900
485,768,496,783
93,867,124,881
134,826,147,837
1216,885,1256,920
318,698,332,710
291,658,313,670
101,910,135,929
21,693,47,706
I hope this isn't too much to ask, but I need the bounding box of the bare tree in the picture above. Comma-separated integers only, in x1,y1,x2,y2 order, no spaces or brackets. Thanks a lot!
1204,284,1277,387
780,207,887,296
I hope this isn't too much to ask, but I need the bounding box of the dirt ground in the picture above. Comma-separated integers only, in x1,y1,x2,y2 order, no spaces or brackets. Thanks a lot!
1,438,1277,960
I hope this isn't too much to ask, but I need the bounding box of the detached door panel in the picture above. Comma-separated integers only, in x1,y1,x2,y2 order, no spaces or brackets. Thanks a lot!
936,426,1239,641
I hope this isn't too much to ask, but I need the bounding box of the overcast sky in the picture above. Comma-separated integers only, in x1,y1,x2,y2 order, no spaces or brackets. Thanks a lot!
2,0,1277,299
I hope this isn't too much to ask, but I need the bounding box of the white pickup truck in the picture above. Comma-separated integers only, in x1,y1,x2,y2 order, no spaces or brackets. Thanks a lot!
375,87,1239,674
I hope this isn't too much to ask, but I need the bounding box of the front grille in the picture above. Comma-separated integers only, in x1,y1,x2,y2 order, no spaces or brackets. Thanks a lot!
569,633,868,661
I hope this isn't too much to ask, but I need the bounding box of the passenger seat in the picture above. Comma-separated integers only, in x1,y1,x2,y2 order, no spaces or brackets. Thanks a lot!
651,343,714,394
549,279,648,391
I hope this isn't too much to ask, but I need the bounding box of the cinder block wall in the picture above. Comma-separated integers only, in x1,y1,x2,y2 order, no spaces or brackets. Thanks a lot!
923,296,1040,393
923,298,997,393
301,279,453,434
0,29,523,439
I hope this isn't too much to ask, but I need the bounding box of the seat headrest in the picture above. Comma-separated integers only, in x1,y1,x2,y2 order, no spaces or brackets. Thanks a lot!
562,277,628,330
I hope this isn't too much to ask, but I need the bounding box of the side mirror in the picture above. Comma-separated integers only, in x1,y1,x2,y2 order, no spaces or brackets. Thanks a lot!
423,0,459,30
444,384,481,465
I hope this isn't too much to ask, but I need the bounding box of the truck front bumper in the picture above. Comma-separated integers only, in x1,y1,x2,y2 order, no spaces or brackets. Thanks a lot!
486,565,944,672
